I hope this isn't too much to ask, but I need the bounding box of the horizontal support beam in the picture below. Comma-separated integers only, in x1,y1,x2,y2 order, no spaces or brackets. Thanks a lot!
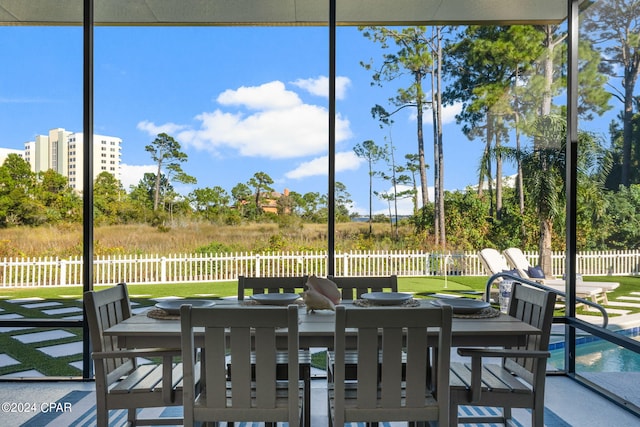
0,0,567,26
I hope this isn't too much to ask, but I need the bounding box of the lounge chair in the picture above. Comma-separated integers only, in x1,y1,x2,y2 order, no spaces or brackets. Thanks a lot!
478,248,604,303
503,247,619,304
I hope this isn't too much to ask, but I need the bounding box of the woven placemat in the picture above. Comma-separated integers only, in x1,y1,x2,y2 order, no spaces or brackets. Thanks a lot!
147,308,180,320
452,306,501,319
353,298,421,308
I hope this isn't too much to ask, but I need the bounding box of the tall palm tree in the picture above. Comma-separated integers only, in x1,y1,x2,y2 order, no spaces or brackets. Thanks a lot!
520,115,566,276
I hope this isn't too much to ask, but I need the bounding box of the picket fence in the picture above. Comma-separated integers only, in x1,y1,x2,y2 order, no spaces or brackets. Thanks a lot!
0,249,638,288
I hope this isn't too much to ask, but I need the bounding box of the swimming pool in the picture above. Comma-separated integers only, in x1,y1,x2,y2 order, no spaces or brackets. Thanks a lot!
548,327,640,372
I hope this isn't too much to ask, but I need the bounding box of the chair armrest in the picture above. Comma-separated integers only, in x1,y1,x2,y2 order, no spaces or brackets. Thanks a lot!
91,347,181,359
93,348,182,404
455,347,550,403
457,347,550,359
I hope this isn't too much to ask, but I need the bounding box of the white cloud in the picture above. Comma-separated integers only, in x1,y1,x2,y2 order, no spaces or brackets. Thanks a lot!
140,80,353,160
410,102,463,126
372,184,434,216
119,163,155,191
285,151,363,179
217,81,302,110
118,164,196,197
440,103,463,125
290,76,351,100
137,120,188,136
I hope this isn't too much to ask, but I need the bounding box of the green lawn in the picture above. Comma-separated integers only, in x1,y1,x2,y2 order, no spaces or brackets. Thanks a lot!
0,276,486,302
0,274,638,306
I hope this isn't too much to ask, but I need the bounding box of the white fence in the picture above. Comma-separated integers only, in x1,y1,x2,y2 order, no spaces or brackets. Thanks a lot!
0,249,638,288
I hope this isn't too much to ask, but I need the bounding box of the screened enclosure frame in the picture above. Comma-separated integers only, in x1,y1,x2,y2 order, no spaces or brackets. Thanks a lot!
0,0,637,417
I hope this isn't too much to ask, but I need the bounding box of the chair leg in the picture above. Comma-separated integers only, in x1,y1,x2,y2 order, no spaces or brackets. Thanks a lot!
95,407,108,427
503,406,512,421
127,408,136,425
303,365,311,427
449,402,459,426
532,405,544,427
327,388,334,427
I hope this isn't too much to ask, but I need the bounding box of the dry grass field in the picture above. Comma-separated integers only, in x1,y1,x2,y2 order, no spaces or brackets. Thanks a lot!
0,221,416,257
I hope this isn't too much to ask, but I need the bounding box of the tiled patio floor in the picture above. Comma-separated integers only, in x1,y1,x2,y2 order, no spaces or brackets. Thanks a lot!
0,376,638,426
0,293,638,425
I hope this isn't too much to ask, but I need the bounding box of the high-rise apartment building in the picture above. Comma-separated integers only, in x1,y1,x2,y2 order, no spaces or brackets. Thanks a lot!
0,148,25,165
24,128,122,191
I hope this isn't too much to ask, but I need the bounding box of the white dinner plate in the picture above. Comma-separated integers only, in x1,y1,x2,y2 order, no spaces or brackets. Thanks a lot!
431,298,490,314
250,293,301,305
360,292,413,305
155,299,216,314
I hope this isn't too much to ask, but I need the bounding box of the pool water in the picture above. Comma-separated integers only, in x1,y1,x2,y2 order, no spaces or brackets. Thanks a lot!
548,330,640,372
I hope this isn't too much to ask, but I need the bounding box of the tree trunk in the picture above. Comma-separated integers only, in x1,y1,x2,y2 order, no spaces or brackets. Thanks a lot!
486,118,495,219
435,28,446,248
621,77,637,186
495,119,503,221
368,158,373,235
432,55,440,246
541,26,554,117
153,161,162,211
537,25,555,269
539,218,554,277
416,75,429,208
514,105,525,215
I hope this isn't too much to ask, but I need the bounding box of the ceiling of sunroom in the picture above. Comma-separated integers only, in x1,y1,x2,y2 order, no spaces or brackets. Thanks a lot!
0,0,568,26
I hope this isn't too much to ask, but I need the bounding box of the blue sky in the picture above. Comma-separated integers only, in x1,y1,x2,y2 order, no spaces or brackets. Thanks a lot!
0,25,620,215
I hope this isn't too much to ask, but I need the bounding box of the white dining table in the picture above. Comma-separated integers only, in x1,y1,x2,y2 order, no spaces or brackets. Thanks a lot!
104,299,541,349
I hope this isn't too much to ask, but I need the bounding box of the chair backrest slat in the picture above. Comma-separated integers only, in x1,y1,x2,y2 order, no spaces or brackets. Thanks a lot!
380,327,403,407
230,326,252,408
254,328,277,407
205,326,227,407
357,327,379,408
405,326,429,407
328,275,398,300
237,275,308,300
